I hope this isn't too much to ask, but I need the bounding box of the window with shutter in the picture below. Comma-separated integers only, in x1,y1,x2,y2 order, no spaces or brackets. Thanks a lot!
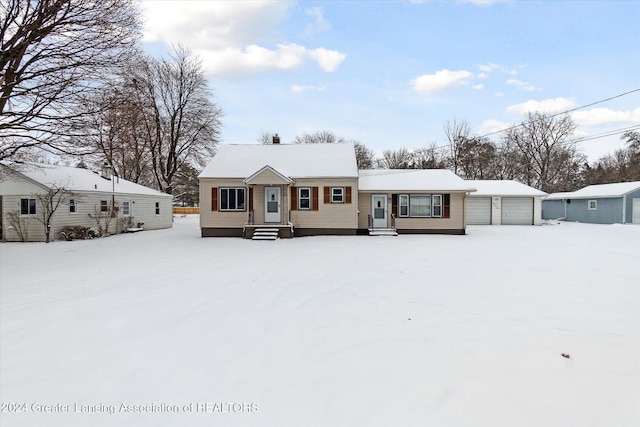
211,187,218,211
312,187,319,210
290,186,298,210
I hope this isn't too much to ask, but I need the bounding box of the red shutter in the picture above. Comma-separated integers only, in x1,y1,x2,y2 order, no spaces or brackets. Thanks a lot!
211,187,218,211
391,194,398,217
312,187,319,210
291,186,298,210
324,186,330,204
443,194,450,218
248,187,254,211
345,186,352,204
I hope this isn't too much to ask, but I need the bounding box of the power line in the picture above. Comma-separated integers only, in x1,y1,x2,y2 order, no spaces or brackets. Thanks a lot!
479,87,640,139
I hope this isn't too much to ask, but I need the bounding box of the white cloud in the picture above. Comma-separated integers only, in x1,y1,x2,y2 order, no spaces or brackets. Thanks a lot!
291,84,326,93
478,63,517,75
307,48,347,72
480,119,511,134
507,97,576,115
199,43,306,75
412,69,474,92
305,7,331,34
140,1,345,76
571,107,640,127
506,79,539,92
473,84,485,90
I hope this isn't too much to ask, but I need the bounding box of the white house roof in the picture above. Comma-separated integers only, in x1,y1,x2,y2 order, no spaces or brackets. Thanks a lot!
358,169,476,192
199,143,359,179
466,180,547,197
4,162,171,197
558,181,640,199
544,191,576,201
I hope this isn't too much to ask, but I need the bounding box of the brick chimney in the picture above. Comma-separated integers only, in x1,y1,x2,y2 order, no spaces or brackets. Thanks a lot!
272,134,280,144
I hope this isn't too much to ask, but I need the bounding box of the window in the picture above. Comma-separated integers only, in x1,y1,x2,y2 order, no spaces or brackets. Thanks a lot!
331,187,344,203
20,198,36,215
220,188,245,211
396,194,446,218
399,194,409,217
69,199,77,214
588,200,597,210
410,194,431,217
100,200,109,213
155,202,160,215
122,201,131,216
299,187,311,210
432,194,442,218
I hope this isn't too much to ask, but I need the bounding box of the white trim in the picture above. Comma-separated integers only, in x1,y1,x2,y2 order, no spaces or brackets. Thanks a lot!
588,200,597,210
331,187,345,203
298,187,311,210
69,198,77,214
219,188,246,211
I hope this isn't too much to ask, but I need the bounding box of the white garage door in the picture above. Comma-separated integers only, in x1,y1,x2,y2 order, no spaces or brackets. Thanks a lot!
467,197,491,225
502,197,533,225
633,198,640,224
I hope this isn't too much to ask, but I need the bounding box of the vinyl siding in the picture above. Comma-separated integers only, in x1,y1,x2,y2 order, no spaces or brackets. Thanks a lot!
246,168,290,185
1,192,172,242
289,178,358,229
199,178,248,228
358,192,465,230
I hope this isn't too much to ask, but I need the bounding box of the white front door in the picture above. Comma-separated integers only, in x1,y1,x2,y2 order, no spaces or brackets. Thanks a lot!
265,187,281,223
372,194,387,228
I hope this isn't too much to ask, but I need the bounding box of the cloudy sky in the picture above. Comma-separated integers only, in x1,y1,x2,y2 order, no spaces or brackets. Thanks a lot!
140,0,640,161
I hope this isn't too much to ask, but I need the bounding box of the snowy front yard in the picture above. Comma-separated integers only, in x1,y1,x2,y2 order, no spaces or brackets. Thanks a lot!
1,217,639,427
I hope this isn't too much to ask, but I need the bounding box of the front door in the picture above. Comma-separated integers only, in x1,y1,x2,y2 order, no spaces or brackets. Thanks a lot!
372,194,387,229
265,187,281,223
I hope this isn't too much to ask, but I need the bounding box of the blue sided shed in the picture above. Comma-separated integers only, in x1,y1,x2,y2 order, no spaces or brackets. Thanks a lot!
543,181,640,224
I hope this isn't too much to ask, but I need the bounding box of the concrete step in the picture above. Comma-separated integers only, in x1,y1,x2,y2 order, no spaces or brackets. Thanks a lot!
369,229,398,236
252,228,279,240
252,235,278,240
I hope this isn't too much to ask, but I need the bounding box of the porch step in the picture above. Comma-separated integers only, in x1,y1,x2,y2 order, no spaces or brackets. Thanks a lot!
369,228,398,237
252,228,279,240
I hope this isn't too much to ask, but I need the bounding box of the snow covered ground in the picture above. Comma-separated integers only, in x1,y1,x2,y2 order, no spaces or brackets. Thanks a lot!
1,216,639,427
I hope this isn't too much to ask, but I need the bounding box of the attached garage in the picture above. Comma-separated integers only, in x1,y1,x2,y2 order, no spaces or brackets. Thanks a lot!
466,197,491,225
501,197,534,225
466,180,546,226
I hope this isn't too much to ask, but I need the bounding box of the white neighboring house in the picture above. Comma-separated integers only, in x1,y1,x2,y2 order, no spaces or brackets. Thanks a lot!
0,162,173,242
466,180,547,225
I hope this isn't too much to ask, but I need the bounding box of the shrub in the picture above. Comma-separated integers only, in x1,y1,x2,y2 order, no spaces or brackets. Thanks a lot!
59,226,97,241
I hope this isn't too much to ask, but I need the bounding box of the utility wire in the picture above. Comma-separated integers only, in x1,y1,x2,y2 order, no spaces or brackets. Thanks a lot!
479,87,640,139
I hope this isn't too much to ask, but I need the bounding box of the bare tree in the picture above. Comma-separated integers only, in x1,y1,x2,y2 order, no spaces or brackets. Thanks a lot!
377,147,412,169
79,66,155,187
0,0,142,160
354,141,375,169
502,112,584,192
5,210,28,241
456,136,498,179
257,131,278,144
409,143,448,169
293,130,343,144
32,185,77,243
131,47,223,194
443,118,472,175
584,130,640,184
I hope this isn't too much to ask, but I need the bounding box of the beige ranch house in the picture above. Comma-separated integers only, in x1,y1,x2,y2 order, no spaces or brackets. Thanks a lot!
0,162,173,242
198,142,477,239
